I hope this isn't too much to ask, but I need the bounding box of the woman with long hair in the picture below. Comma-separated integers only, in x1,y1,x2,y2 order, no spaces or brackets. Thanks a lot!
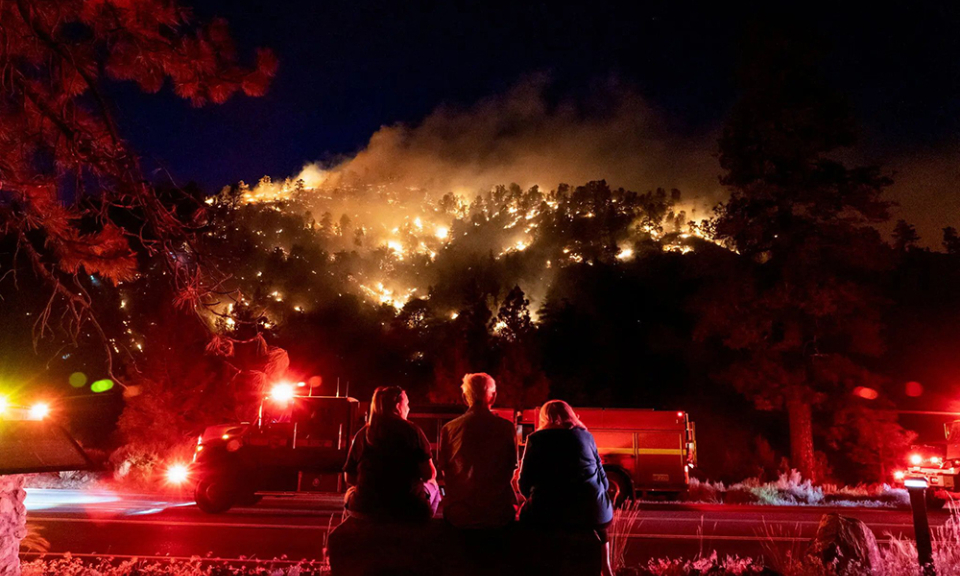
343,386,440,520
518,400,614,576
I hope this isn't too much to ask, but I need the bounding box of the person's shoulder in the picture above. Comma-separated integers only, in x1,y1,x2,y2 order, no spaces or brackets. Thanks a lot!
571,427,597,443
443,412,469,430
527,429,551,441
399,417,427,437
489,411,516,432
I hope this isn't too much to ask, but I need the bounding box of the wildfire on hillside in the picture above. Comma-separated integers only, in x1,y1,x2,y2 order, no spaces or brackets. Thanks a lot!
195,164,726,337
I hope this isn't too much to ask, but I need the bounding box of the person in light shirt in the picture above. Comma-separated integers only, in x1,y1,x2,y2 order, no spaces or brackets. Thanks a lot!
438,373,518,528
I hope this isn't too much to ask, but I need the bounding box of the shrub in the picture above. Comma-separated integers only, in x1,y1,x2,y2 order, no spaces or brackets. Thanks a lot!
681,471,906,508
683,478,724,503
617,552,769,576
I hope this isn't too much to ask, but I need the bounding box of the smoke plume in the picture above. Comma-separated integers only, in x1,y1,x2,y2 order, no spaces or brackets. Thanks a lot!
287,75,723,217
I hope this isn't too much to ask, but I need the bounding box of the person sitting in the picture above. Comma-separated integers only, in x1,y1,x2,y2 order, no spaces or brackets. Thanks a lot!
343,386,440,521
438,373,518,529
518,400,615,576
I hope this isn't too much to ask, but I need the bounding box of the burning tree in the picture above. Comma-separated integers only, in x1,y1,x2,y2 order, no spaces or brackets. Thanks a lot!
0,1,273,569
0,0,276,372
699,36,892,481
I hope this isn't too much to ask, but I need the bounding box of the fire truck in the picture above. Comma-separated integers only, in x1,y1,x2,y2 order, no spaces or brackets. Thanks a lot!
896,420,960,509
517,408,696,504
174,383,697,513
180,383,361,513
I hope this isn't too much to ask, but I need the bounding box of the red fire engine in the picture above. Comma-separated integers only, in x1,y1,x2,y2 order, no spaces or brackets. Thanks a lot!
895,419,960,508
516,407,696,504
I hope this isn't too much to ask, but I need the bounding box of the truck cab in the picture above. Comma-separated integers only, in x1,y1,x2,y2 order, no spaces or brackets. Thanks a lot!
188,390,360,513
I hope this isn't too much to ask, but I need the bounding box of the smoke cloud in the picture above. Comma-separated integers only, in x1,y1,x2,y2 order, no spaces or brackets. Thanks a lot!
290,75,723,218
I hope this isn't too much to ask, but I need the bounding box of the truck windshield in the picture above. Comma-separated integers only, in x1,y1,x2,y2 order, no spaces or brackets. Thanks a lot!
947,421,960,442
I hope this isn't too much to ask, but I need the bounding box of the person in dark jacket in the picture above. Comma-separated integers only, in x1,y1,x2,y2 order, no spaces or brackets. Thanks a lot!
343,386,440,521
518,399,614,576
438,373,518,528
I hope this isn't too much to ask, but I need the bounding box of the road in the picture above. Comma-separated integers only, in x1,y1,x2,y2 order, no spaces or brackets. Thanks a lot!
21,489,955,567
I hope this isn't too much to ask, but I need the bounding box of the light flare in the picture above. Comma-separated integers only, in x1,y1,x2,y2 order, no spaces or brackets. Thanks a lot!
165,463,189,485
29,402,50,420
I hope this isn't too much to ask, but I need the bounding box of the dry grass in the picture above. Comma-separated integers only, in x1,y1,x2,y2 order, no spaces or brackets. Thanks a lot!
611,500,645,572
19,523,50,554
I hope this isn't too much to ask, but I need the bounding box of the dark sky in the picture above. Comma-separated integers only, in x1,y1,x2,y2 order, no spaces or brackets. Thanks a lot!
113,0,960,241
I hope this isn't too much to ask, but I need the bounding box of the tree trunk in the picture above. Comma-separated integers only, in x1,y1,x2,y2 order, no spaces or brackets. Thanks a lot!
0,474,27,576
786,395,816,482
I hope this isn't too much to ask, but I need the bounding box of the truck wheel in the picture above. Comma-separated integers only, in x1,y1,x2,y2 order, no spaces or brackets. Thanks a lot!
194,475,235,514
605,468,633,508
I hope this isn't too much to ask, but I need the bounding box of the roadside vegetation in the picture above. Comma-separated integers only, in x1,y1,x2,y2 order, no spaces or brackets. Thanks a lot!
681,471,911,508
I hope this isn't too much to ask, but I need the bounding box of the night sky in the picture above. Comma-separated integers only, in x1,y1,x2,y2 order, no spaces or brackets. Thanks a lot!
114,1,959,244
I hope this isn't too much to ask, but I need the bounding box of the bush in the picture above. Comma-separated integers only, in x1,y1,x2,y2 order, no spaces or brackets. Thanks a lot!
23,470,105,490
617,552,770,576
680,471,907,508
683,477,724,503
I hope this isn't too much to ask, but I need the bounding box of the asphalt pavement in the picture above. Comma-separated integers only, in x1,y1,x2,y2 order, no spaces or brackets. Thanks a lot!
21,489,955,567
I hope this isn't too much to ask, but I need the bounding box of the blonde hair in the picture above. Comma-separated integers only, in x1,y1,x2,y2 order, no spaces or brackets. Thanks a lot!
537,400,585,430
461,373,496,408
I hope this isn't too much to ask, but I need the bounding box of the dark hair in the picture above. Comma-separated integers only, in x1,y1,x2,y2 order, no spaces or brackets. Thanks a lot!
366,386,405,444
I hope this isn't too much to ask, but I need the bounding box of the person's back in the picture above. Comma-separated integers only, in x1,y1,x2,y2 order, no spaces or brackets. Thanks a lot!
343,386,439,521
438,372,518,528
440,407,518,528
519,425,612,528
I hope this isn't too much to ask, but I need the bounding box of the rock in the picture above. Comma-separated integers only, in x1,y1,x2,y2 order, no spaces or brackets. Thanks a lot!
807,513,881,575
0,474,27,576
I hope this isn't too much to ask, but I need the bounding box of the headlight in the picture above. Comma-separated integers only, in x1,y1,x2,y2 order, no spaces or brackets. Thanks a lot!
165,463,190,485
270,383,295,402
29,402,50,420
